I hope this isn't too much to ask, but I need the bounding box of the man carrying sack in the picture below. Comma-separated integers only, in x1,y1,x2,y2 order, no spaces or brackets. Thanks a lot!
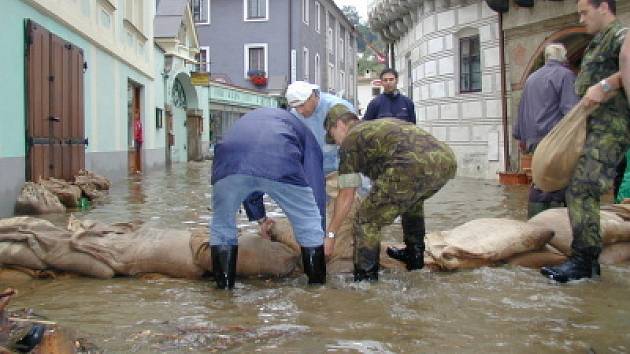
541,0,629,283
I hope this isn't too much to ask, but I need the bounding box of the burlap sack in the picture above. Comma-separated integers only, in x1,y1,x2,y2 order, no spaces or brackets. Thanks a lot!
426,219,554,270
71,226,205,279
532,100,595,192
14,182,65,215
0,243,47,270
506,245,567,268
39,178,82,208
191,231,299,277
0,220,115,279
599,242,630,265
528,208,630,256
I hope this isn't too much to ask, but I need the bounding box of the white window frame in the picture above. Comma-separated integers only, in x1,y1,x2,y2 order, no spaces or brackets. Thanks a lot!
191,0,211,25
243,43,268,78
315,1,321,33
243,0,269,22
303,47,309,80
198,46,210,72
302,0,309,25
314,53,321,85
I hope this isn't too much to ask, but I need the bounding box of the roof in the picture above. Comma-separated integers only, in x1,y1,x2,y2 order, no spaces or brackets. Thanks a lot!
154,0,188,38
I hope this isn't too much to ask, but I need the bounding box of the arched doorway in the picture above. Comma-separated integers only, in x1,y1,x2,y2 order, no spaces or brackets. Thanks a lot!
517,27,593,87
169,72,200,163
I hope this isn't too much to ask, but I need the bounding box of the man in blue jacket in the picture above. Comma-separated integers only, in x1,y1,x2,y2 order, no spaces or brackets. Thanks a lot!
210,108,326,289
242,81,355,233
363,68,416,124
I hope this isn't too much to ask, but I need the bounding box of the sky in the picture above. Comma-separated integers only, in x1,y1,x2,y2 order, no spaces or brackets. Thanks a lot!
334,0,368,22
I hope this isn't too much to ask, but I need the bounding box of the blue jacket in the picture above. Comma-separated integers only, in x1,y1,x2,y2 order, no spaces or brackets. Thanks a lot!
363,91,416,124
212,108,326,229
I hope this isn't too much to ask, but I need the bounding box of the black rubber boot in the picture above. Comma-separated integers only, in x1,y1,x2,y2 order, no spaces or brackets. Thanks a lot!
353,246,380,282
540,247,601,283
386,243,424,270
387,215,425,270
13,324,46,352
301,246,326,284
211,245,238,289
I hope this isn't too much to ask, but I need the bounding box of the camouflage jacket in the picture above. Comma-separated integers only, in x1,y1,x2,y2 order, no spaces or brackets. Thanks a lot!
338,119,454,181
575,20,629,118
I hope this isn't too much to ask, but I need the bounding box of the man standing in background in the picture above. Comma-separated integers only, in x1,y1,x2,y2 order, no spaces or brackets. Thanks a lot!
513,43,580,218
363,68,416,124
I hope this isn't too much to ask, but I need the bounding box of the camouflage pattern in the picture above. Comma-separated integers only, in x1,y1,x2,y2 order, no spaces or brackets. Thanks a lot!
337,119,457,267
567,20,630,252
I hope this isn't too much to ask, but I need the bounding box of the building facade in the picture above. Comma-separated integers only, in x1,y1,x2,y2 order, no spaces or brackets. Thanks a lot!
192,0,358,104
369,0,504,179
0,0,170,217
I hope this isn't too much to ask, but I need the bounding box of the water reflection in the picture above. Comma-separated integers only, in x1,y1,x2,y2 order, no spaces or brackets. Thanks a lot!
5,161,630,353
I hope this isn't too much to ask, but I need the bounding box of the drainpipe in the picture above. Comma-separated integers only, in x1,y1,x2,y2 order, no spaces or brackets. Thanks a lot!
499,12,510,172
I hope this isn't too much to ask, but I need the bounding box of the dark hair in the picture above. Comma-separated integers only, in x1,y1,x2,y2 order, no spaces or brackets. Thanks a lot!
379,68,399,79
585,0,616,14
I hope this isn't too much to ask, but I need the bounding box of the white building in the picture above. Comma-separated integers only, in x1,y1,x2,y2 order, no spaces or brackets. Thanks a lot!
369,0,504,179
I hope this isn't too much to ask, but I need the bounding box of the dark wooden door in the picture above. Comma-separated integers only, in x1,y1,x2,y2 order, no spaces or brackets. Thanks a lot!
26,20,85,182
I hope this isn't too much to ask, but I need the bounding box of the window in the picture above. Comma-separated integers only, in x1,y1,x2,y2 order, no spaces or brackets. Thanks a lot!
339,71,345,96
125,0,144,33
339,38,344,62
191,0,210,24
327,28,333,54
315,53,321,85
328,63,335,91
303,47,309,80
197,47,210,72
302,0,309,25
244,0,267,21
315,2,321,33
459,35,481,93
244,43,268,78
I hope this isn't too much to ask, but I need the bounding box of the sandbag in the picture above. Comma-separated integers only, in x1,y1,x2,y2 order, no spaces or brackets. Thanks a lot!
191,231,299,277
0,243,47,270
39,178,82,208
71,226,204,279
506,245,567,268
599,242,630,265
532,100,596,192
528,207,630,256
0,220,115,279
426,219,554,270
75,170,110,200
14,182,65,215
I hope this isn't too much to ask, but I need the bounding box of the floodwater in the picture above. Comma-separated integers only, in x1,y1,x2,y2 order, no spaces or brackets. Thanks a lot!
4,161,630,353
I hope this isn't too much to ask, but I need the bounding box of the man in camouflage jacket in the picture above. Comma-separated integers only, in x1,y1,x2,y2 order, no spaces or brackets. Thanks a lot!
542,0,629,283
323,104,457,281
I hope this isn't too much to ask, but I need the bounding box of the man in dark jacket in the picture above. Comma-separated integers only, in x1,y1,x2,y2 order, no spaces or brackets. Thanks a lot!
512,43,580,218
210,108,326,289
363,68,416,124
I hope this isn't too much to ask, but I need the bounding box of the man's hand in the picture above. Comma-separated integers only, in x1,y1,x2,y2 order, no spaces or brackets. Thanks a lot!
259,218,275,240
583,82,607,107
324,238,335,257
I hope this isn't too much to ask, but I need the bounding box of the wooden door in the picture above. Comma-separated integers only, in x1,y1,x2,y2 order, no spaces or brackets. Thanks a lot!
26,20,85,182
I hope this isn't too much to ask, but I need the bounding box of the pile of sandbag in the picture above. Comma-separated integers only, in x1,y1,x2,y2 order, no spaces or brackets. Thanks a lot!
14,170,111,215
0,215,300,280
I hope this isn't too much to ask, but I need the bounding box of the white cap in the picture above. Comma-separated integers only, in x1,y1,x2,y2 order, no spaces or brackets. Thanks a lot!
286,81,319,107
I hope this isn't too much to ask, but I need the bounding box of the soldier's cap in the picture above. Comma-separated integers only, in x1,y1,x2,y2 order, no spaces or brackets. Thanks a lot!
325,104,357,144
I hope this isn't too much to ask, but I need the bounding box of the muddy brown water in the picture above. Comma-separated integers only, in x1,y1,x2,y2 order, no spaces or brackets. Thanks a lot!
3,161,630,353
